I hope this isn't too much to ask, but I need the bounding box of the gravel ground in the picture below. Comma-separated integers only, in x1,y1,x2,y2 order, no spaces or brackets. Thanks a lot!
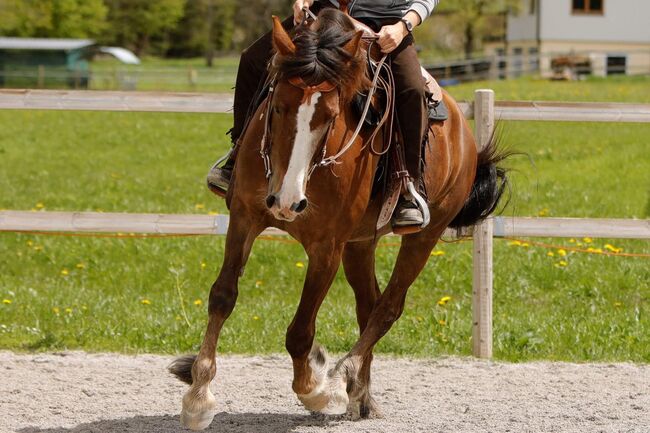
0,351,648,433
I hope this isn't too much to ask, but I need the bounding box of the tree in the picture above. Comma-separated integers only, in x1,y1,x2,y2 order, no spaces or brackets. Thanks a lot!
167,0,291,63
436,0,520,59
0,0,106,38
104,0,185,56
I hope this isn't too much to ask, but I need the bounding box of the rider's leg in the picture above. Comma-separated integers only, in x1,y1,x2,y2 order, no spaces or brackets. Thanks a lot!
389,34,428,226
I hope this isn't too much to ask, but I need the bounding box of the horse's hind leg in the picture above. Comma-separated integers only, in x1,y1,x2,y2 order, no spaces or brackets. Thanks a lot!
334,228,446,409
342,239,382,419
285,240,346,414
170,216,262,430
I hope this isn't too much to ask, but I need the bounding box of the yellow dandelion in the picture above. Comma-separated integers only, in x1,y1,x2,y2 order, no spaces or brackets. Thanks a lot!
416,316,424,322
521,242,530,247
255,280,263,288
175,315,182,321
613,302,622,307
583,237,592,244
200,262,207,270
508,240,522,246
60,268,69,276
195,203,205,210
593,248,603,254
52,307,60,314
141,299,151,305
569,238,576,243
2,299,12,304
295,262,305,268
604,244,622,253
437,296,452,306
253,315,260,320
554,261,568,268
65,308,73,314
430,250,445,256
35,202,45,209
81,305,88,310
557,249,567,257
33,245,43,251
76,263,86,269
439,319,446,326
547,252,555,257
537,208,549,217
193,299,202,306
26,240,33,247
208,211,219,216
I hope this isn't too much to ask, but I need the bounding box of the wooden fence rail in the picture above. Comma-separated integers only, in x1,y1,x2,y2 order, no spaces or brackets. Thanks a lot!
1,88,649,359
2,211,648,239
2,89,650,123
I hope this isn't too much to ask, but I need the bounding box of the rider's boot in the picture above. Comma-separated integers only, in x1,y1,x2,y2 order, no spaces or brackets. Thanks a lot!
207,151,235,195
392,190,424,227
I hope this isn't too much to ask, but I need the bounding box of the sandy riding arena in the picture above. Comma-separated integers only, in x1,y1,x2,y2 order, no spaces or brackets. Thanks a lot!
1,352,647,433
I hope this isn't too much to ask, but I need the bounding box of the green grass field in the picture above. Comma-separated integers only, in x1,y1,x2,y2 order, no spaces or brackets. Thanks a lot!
0,76,649,362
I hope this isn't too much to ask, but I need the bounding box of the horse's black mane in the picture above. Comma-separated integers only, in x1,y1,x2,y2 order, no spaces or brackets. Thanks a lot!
272,9,367,96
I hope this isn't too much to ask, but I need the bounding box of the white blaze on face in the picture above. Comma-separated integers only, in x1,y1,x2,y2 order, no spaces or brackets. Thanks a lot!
277,92,322,210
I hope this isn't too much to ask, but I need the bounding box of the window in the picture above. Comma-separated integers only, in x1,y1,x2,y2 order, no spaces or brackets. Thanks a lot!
528,47,539,73
607,55,626,75
572,0,603,14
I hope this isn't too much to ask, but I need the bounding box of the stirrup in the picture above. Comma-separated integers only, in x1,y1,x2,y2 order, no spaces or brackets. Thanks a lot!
406,180,430,229
206,149,234,198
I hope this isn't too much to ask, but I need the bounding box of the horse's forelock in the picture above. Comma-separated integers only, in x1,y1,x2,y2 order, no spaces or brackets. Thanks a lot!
272,9,367,99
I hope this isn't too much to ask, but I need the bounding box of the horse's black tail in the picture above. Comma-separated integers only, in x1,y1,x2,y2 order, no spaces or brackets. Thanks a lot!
448,133,510,229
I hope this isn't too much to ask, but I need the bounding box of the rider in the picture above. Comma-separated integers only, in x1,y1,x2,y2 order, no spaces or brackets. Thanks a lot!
208,0,439,227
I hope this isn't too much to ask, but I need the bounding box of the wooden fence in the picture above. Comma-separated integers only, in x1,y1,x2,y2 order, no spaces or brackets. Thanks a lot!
1,88,649,358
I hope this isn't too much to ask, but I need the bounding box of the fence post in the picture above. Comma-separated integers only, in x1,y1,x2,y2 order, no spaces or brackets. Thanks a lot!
472,89,495,358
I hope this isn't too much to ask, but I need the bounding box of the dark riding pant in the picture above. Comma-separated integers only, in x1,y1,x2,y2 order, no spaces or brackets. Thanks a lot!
231,7,427,182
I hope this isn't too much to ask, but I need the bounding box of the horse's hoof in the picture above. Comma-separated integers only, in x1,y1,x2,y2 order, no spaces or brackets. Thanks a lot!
359,396,383,419
180,390,217,430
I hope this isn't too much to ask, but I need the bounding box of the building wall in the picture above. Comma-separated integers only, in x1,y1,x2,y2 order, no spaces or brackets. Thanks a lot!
507,0,538,42
539,41,650,77
501,0,650,77
539,0,650,44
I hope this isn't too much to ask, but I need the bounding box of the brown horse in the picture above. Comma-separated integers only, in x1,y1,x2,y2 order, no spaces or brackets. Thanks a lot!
170,8,508,430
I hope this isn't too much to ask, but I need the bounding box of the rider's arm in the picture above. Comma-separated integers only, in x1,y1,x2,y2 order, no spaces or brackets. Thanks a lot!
377,0,438,54
409,0,439,24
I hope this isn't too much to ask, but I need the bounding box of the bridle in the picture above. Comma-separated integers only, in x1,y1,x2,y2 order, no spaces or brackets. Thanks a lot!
259,6,392,182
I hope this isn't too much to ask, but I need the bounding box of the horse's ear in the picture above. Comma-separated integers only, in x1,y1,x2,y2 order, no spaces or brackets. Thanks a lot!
343,31,364,58
271,15,296,56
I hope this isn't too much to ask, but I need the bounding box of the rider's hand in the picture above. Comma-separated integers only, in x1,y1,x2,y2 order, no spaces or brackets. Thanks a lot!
377,22,408,54
293,0,315,25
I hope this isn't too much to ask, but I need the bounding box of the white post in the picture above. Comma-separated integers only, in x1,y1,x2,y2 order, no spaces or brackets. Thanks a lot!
472,89,495,358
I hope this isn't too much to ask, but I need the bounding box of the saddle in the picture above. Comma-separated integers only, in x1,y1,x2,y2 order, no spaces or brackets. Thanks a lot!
349,17,448,233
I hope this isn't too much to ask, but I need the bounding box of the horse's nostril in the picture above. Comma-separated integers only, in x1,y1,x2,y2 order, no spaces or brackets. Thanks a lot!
293,198,308,213
265,194,277,209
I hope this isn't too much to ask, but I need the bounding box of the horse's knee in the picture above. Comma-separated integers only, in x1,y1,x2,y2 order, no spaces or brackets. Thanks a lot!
208,281,238,317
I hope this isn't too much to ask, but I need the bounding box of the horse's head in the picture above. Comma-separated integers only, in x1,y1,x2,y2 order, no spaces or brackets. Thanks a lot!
264,9,367,222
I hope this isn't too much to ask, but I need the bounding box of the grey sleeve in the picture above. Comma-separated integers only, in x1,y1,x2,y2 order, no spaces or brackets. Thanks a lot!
409,0,439,22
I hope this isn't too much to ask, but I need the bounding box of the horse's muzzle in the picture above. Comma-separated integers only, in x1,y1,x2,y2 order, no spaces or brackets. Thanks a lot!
266,193,308,220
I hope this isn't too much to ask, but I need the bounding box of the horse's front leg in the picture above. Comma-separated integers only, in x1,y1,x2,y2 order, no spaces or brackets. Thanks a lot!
170,215,262,430
285,241,347,415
